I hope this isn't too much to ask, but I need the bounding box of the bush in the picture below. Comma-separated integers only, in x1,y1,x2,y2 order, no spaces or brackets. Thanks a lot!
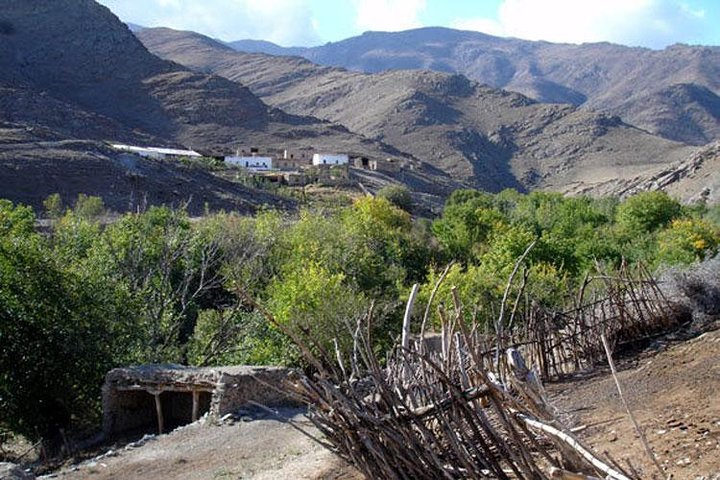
0,202,115,444
657,218,720,265
615,191,683,233
376,185,413,212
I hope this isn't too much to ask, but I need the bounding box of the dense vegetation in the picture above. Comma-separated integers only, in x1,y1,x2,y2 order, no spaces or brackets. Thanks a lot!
1,190,718,446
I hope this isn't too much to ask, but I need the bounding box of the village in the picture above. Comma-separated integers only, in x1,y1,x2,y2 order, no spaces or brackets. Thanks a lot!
111,143,406,187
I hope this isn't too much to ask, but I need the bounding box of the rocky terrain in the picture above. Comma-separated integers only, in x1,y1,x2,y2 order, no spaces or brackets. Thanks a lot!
562,141,720,204
0,0,462,212
0,124,293,215
228,27,720,146
138,28,698,194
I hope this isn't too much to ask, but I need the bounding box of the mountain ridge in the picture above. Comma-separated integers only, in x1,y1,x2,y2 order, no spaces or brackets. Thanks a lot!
137,27,699,196
224,26,720,146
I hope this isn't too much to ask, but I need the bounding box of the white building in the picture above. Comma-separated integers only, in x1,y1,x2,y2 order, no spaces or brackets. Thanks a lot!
224,156,273,170
111,144,201,160
312,153,349,166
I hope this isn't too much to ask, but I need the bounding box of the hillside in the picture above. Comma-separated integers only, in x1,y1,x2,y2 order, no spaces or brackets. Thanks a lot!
0,124,296,215
0,0,462,211
138,28,697,194
226,27,720,146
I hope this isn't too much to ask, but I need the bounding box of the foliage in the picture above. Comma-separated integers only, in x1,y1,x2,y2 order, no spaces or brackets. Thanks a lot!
43,193,64,219
0,202,114,442
657,218,720,265
73,194,105,219
376,184,413,212
615,191,683,233
1,188,716,442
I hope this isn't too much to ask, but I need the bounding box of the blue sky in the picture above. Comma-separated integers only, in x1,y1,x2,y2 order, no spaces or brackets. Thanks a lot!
97,0,720,48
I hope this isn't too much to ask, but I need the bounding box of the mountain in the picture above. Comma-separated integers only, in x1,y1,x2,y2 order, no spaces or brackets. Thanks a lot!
226,27,720,146
563,141,720,205
0,1,460,212
228,39,305,57
137,27,698,196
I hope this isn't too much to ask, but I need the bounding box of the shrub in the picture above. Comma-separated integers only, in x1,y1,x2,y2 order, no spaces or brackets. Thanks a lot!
376,185,413,212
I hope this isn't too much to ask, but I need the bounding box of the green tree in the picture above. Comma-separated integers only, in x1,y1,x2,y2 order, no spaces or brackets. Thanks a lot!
615,191,683,233
42,193,64,219
73,194,105,220
657,218,720,265
265,262,367,365
0,201,115,446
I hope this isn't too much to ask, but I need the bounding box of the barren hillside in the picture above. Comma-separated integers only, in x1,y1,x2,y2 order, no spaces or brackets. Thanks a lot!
228,27,720,146
0,0,462,211
138,28,697,194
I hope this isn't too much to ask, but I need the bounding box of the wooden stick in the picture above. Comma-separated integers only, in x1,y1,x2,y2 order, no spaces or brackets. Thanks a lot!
192,390,200,422
600,334,665,479
153,392,164,434
549,467,603,479
516,412,631,480
419,263,453,339
402,283,420,350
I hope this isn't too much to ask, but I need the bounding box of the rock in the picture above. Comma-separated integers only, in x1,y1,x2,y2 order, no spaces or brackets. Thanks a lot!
0,463,35,480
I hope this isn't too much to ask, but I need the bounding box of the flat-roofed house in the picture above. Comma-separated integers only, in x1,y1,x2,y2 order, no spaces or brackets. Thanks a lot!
312,153,349,166
111,144,202,160
224,156,273,170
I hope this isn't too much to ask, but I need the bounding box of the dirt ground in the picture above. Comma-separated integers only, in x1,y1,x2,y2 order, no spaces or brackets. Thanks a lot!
47,407,360,480
45,327,719,480
548,327,720,479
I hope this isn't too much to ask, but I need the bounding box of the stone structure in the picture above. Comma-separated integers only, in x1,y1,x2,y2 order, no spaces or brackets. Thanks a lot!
370,158,403,173
224,155,273,170
102,365,299,437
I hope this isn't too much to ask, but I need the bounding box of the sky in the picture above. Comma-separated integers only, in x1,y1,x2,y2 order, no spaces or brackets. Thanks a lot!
96,0,720,48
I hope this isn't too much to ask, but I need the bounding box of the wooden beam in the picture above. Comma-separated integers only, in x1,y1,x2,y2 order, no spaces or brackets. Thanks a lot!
515,413,630,480
192,390,200,422
115,384,214,393
153,392,164,435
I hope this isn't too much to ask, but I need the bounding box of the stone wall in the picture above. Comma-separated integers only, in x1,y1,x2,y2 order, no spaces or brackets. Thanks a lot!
102,365,300,437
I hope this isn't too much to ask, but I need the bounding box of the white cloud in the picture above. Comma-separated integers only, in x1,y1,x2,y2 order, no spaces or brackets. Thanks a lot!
453,0,710,48
98,0,321,46
353,0,427,32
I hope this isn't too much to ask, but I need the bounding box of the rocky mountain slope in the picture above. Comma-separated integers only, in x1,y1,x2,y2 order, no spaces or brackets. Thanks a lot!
227,27,720,146
0,123,295,215
0,1,461,212
138,28,697,195
0,0,378,151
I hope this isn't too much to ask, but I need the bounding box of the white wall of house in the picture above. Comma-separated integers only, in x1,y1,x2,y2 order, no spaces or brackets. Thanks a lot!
312,153,349,166
224,156,273,170
111,144,201,160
